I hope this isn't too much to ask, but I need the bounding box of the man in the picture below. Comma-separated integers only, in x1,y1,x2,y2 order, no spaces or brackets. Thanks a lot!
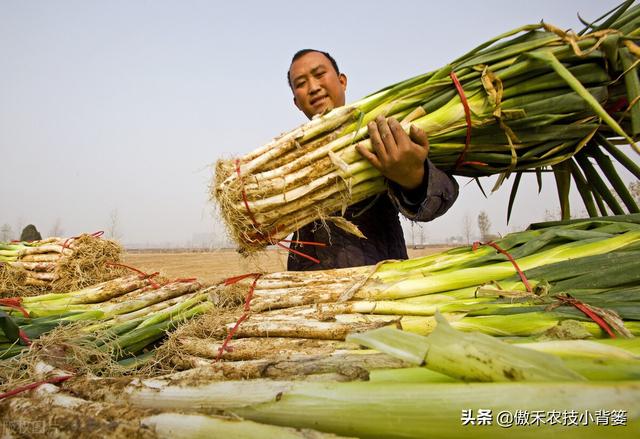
287,49,458,270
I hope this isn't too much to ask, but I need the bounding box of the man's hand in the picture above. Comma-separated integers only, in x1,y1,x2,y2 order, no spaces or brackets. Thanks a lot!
357,115,429,190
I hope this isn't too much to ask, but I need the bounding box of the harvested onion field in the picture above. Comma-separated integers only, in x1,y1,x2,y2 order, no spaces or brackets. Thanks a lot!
123,247,452,284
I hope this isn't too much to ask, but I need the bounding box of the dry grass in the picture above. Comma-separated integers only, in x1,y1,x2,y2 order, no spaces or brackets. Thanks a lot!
123,246,452,284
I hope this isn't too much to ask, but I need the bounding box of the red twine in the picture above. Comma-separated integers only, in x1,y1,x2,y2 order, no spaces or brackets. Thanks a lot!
0,375,73,401
450,72,473,170
235,159,325,264
458,161,488,167
606,97,628,115
473,241,533,292
105,261,160,289
224,272,262,286
555,295,617,338
18,329,31,345
235,159,261,230
279,239,327,247
472,241,617,338
276,242,321,264
0,298,30,318
472,243,617,338
62,230,104,250
215,273,262,362
0,298,31,344
171,277,198,283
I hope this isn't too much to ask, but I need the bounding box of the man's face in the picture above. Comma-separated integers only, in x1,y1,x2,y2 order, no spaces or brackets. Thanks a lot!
289,51,347,119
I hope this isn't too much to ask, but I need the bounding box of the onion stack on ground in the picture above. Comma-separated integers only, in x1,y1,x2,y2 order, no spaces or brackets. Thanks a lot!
2,312,638,438
0,380,346,439
161,215,640,377
213,1,640,253
0,274,209,362
3,217,640,438
0,234,123,296
47,315,640,439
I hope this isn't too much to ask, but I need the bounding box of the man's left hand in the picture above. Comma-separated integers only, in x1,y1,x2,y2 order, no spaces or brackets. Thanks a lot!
357,115,429,190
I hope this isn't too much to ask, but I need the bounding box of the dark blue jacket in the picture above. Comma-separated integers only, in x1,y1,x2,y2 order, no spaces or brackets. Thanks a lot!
287,160,458,270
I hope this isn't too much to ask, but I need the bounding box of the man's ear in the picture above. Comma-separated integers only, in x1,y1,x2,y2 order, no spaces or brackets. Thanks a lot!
339,73,347,91
293,96,302,111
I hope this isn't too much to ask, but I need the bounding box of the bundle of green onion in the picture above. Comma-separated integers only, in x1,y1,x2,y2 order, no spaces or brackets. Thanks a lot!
156,215,640,376
65,316,640,439
5,217,640,437
0,234,122,294
0,274,211,361
0,382,351,438
3,328,638,438
0,238,73,287
209,215,639,336
213,1,640,252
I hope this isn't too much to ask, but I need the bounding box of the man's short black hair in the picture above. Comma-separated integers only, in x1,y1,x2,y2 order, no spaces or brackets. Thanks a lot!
287,49,340,88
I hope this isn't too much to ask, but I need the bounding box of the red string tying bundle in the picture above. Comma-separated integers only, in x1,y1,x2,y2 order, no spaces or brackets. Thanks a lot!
171,277,198,283
473,241,533,292
0,298,32,344
105,261,161,289
0,298,30,318
450,72,488,169
555,295,617,338
61,230,104,250
234,159,326,264
18,329,32,345
0,375,73,401
235,159,261,230
451,71,473,169
472,242,619,338
215,272,262,362
606,97,628,115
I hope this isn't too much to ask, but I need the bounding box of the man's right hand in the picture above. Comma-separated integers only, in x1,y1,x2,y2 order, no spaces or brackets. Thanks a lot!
357,115,430,191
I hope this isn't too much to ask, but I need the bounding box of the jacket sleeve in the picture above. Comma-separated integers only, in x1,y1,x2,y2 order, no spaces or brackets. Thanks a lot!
387,159,459,222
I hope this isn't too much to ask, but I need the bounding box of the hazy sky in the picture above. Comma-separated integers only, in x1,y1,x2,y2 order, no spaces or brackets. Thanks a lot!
1,0,636,247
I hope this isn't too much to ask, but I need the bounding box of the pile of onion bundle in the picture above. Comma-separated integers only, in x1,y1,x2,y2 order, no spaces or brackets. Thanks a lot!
56,316,640,439
0,274,210,361
213,1,640,252
164,334,410,379
0,378,345,439
347,314,640,382
0,233,122,296
162,215,640,375
101,380,640,438
6,275,640,438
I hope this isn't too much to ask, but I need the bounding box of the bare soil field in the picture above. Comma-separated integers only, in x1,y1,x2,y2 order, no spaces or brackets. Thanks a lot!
124,246,452,284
